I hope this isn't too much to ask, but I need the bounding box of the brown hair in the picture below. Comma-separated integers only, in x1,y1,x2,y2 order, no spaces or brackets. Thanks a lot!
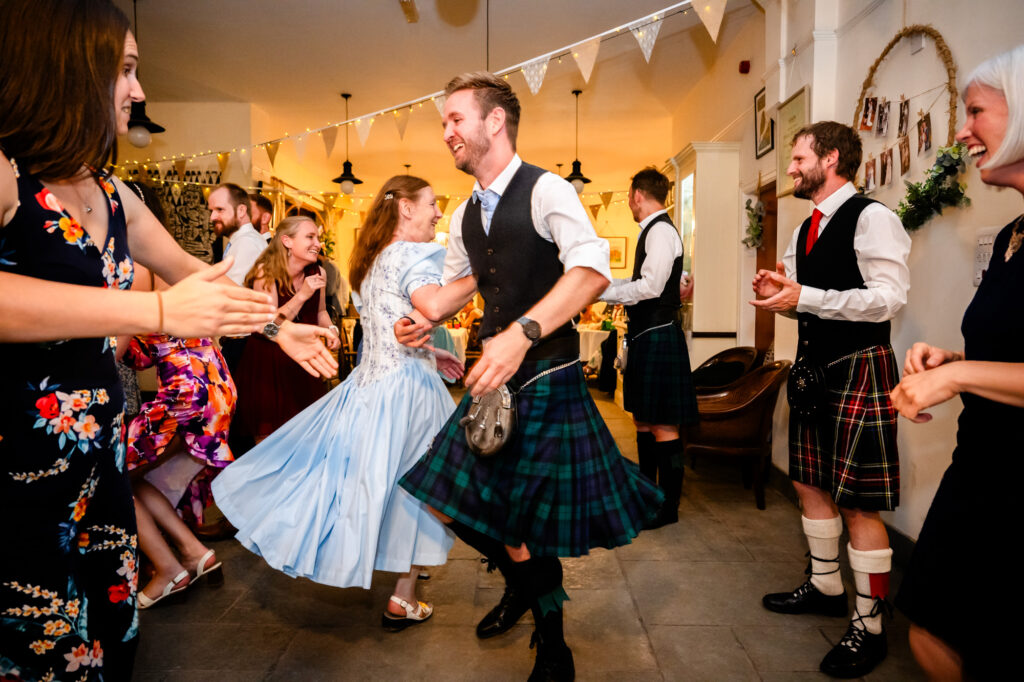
214,183,252,219
244,216,316,295
630,166,671,204
348,175,431,295
251,193,273,214
445,71,521,149
792,121,862,182
0,0,130,181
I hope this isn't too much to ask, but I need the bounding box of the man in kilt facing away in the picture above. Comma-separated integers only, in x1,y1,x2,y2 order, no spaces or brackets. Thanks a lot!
751,121,911,678
395,72,662,681
600,167,698,528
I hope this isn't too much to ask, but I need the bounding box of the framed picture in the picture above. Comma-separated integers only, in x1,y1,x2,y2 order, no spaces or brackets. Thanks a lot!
863,157,877,193
776,86,810,198
876,99,890,137
859,96,878,131
899,135,911,175
898,100,910,137
607,237,628,269
754,87,774,159
918,112,932,154
880,148,893,186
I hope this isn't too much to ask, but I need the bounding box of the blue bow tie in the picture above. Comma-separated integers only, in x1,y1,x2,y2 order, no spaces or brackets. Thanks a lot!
472,188,501,234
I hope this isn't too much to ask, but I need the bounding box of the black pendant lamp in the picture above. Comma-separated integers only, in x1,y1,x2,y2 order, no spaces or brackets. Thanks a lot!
331,93,363,194
564,89,591,194
127,0,165,148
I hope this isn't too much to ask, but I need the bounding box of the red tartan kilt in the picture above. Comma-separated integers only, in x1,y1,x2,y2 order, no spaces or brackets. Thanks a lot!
789,344,900,511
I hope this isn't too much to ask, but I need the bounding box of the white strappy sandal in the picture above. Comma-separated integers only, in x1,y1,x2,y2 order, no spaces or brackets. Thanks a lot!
137,570,189,610
381,595,434,631
190,549,223,587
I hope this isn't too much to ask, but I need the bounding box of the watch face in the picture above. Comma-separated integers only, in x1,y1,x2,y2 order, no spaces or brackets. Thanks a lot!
263,322,280,339
519,318,541,341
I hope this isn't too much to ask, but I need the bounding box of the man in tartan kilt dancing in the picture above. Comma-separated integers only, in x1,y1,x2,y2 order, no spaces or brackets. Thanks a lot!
751,121,911,678
395,72,662,681
600,167,698,528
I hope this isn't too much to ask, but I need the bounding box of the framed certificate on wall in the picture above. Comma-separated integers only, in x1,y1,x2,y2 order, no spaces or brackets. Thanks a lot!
775,86,810,198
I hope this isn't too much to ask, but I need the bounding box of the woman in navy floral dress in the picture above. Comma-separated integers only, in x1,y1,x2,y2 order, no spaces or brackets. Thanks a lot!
0,2,336,679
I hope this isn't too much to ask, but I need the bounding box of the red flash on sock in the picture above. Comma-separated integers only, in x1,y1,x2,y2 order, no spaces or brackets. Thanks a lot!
868,572,890,599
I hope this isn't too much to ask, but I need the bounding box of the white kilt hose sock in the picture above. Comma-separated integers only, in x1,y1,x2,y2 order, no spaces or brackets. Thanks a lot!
802,515,844,596
847,544,892,634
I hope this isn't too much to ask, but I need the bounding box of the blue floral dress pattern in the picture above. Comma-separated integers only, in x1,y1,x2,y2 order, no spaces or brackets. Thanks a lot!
0,160,139,681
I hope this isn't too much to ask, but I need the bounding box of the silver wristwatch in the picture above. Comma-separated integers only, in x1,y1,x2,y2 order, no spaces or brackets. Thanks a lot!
262,313,287,339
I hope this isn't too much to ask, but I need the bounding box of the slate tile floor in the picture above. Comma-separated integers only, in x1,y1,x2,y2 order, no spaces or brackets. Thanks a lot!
134,390,925,681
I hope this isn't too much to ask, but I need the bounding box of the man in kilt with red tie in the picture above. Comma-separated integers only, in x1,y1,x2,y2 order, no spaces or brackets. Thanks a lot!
751,121,911,678
395,72,662,681
601,167,698,528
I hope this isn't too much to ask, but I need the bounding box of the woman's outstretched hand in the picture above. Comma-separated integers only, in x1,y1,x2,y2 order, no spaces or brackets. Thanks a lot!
432,347,465,381
161,258,275,337
277,320,339,378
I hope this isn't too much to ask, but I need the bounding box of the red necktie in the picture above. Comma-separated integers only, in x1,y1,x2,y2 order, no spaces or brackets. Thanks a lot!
805,209,823,254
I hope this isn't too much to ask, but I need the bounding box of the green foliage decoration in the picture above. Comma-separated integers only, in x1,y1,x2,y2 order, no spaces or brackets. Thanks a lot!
743,198,766,248
896,142,971,232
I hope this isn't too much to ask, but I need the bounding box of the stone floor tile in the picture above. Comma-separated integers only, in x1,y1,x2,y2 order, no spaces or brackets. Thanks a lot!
134,622,295,672
648,625,759,681
732,625,835,672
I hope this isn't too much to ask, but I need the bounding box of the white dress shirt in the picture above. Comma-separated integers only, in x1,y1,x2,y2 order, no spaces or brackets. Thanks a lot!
782,182,911,322
601,209,682,306
442,155,611,285
223,222,267,286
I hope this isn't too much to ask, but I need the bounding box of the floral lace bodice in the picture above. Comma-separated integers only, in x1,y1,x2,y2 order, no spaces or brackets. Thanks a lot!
352,241,444,386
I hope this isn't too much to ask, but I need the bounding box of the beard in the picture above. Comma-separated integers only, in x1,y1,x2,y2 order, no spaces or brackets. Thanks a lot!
213,213,239,237
453,126,491,176
792,163,826,200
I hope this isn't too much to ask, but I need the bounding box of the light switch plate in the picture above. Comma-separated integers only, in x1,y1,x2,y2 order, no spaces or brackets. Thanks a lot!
975,227,1000,286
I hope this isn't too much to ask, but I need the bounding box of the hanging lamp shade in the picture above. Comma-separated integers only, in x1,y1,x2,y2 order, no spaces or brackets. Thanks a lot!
126,100,165,148
331,159,363,195
332,93,362,194
565,159,591,194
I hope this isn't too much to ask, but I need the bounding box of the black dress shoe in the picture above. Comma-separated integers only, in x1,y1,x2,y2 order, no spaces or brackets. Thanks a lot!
528,632,575,682
762,580,847,617
476,586,530,639
819,623,887,678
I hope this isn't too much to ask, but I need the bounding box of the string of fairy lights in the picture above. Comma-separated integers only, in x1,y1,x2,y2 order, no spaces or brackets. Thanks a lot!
114,1,703,214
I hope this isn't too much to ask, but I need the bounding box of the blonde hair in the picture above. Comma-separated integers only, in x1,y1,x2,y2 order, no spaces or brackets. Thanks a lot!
244,216,315,295
963,45,1024,169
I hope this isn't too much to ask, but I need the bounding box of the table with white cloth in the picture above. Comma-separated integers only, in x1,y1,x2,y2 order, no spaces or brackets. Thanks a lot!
447,327,469,364
577,326,611,365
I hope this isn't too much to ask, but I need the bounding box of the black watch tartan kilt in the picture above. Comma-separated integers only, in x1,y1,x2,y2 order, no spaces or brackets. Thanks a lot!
398,358,663,557
789,344,900,511
623,324,698,426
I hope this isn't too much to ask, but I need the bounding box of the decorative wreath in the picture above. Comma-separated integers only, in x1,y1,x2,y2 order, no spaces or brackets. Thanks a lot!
853,24,968,231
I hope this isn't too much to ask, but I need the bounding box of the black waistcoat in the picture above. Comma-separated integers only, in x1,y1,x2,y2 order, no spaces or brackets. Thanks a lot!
462,162,576,356
794,194,891,363
625,212,683,330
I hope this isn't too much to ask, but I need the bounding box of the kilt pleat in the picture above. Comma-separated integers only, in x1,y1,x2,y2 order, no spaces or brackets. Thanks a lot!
789,344,900,511
399,359,663,557
623,324,698,425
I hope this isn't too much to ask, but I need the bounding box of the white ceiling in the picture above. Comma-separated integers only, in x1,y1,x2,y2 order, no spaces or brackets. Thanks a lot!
116,0,757,197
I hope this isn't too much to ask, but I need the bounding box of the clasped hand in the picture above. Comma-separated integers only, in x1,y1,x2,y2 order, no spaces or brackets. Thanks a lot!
750,261,801,313
890,342,960,423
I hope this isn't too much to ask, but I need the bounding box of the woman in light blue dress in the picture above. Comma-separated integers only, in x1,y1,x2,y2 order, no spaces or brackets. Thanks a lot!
212,175,473,629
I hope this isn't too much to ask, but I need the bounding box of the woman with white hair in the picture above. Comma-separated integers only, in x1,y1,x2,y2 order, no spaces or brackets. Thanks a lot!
891,44,1024,680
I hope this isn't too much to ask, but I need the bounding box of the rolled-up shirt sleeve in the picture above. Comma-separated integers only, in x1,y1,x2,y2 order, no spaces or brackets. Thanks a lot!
441,201,473,285
602,222,678,305
796,204,911,322
533,173,611,282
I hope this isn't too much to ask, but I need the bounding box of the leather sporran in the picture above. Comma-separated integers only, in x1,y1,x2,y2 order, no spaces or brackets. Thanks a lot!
787,357,826,420
459,384,516,457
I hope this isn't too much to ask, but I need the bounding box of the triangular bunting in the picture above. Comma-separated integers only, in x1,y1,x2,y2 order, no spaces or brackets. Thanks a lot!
322,192,337,209
572,37,601,83
354,118,373,147
630,16,663,62
437,196,450,214
433,95,447,116
217,152,230,174
394,108,410,140
293,135,307,162
600,191,613,210
321,126,338,158
588,203,602,220
265,141,280,167
240,148,251,177
521,56,549,95
173,158,187,181
694,0,727,43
